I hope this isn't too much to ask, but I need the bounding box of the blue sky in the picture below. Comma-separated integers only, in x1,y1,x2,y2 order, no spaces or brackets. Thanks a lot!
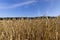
0,0,60,17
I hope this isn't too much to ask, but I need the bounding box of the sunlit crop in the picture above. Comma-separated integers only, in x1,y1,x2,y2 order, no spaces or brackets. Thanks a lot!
0,17,60,40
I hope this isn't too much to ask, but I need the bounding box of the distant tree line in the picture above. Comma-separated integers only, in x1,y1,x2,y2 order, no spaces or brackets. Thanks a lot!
0,16,57,20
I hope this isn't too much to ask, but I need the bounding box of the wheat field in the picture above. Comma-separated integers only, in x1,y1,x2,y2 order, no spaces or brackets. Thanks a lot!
0,17,60,40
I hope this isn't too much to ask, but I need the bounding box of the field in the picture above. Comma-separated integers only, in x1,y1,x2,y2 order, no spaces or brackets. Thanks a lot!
0,17,60,40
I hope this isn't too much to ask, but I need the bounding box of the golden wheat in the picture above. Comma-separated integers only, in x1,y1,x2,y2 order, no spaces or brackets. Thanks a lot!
0,17,60,40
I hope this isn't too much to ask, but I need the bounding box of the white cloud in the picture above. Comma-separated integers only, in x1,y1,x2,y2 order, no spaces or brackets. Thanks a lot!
0,0,37,9
9,1,36,8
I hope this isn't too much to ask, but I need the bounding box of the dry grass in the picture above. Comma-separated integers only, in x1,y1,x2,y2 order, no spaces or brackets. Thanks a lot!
0,17,60,40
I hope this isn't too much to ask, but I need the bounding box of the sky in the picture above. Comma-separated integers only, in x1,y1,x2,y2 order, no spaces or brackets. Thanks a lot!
0,0,60,17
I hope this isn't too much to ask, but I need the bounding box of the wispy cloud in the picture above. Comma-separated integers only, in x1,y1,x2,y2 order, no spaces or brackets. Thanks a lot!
0,0,37,9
